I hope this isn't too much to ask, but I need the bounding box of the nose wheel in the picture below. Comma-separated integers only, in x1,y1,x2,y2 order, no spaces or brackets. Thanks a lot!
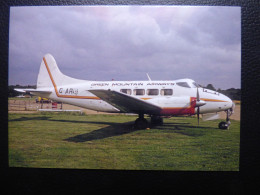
218,109,232,129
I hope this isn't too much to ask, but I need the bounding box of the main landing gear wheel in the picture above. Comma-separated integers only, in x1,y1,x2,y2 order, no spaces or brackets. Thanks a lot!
151,115,163,126
134,114,148,129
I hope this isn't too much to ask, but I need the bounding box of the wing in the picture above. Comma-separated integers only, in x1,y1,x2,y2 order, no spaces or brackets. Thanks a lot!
89,89,161,114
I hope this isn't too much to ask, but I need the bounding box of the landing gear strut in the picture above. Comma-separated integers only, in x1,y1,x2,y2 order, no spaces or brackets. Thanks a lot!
218,109,232,130
134,114,164,129
134,114,148,129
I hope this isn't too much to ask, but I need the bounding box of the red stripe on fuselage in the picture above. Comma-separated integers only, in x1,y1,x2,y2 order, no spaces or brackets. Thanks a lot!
159,97,196,115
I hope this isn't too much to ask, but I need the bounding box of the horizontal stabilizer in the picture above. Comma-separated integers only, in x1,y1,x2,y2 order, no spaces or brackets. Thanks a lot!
14,88,52,94
89,89,161,114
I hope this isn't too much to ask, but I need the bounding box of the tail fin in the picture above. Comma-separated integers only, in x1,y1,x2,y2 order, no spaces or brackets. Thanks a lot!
37,54,85,89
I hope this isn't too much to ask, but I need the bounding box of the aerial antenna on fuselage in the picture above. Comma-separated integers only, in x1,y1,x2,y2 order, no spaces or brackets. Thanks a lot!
146,73,152,81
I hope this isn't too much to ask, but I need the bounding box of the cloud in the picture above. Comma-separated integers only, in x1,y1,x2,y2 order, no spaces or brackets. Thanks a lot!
9,6,241,89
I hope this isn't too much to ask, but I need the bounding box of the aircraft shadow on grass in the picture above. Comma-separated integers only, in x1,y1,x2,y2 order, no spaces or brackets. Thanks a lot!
64,121,138,143
9,116,52,122
63,121,217,143
156,123,219,137
9,116,218,142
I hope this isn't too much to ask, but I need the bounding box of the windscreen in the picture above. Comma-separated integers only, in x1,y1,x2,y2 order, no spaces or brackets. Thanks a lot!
176,82,191,88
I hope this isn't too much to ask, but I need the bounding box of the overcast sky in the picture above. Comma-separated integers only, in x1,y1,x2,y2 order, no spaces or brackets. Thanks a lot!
9,6,241,89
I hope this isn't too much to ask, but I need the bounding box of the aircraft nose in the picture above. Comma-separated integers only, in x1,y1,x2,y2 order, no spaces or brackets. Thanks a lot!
221,93,233,110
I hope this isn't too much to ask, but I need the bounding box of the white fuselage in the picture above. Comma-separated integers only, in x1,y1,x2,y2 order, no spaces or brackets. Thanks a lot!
34,78,233,115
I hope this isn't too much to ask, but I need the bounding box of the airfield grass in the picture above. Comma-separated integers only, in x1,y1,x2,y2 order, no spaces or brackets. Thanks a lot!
8,112,240,171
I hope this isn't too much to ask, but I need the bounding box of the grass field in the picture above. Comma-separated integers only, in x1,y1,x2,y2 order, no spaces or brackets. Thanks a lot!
8,112,240,171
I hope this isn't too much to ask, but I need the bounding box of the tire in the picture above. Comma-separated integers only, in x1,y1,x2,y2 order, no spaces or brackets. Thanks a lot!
134,118,148,129
218,121,228,129
151,116,163,125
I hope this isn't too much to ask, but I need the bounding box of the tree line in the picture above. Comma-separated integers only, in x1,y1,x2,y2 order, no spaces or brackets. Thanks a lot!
8,84,241,100
205,84,241,101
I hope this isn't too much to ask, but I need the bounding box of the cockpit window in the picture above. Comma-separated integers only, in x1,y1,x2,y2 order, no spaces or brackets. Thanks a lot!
191,82,200,88
176,82,191,88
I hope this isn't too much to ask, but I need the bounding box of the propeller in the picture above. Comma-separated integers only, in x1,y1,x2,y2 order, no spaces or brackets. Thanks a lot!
197,87,200,126
195,87,206,127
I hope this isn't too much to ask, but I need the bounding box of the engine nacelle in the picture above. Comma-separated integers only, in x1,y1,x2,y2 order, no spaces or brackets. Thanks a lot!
148,96,196,116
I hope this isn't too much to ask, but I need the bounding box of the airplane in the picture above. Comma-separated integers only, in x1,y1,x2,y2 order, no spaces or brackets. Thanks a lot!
15,54,235,129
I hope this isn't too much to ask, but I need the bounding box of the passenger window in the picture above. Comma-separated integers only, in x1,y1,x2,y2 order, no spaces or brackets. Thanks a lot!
176,82,191,88
147,89,159,96
120,89,132,95
133,89,145,96
161,89,173,96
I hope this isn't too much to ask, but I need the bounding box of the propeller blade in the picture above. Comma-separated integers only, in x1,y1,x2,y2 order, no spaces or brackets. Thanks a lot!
197,87,200,127
197,107,200,126
197,87,200,101
195,87,206,107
